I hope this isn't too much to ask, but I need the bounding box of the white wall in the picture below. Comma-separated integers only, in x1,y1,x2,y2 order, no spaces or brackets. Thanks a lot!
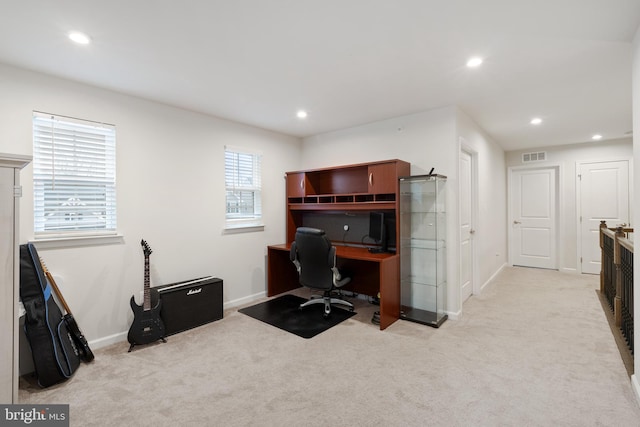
455,108,508,290
0,63,509,346
302,107,456,175
631,25,640,403
505,138,632,272
0,63,301,347
302,106,508,318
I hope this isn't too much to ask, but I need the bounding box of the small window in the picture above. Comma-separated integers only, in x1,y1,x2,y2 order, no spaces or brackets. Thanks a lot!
32,112,117,238
224,146,263,230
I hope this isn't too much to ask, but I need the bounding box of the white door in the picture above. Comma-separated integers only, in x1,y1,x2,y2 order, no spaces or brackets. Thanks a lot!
579,160,630,274
511,167,557,269
459,150,474,301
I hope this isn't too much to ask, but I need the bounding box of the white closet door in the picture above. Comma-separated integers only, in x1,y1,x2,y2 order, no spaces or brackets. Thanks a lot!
511,167,557,269
579,160,630,274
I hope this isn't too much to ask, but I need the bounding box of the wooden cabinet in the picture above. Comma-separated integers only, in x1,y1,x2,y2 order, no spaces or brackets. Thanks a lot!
368,162,398,194
0,153,30,404
285,172,306,198
285,160,410,243
285,159,410,218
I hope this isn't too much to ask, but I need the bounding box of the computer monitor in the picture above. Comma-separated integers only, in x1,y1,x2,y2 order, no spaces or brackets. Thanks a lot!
369,212,387,253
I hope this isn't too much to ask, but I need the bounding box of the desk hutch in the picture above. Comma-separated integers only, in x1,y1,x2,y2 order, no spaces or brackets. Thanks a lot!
268,159,410,330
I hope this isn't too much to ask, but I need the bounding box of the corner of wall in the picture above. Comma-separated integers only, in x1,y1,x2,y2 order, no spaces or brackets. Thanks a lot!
632,374,640,408
632,22,640,394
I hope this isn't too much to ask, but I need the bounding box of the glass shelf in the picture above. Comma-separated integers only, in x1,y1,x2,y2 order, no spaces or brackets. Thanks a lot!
399,174,447,328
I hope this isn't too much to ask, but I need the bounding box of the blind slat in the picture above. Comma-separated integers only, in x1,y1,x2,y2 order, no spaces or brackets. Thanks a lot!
225,147,262,222
33,112,117,234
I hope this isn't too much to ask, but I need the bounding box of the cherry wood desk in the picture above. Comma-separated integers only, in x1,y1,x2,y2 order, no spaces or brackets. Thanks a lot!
267,244,400,330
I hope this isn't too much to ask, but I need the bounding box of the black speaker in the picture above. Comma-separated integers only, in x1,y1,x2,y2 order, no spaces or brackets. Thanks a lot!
156,277,223,336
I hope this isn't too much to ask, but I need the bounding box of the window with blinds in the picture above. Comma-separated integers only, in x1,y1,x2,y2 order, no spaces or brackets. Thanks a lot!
224,146,262,229
32,112,117,237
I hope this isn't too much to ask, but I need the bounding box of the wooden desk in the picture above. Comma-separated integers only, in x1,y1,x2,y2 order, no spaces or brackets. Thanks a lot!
267,244,399,330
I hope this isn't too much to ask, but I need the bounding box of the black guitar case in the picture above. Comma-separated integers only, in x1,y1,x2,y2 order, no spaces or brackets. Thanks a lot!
19,243,81,388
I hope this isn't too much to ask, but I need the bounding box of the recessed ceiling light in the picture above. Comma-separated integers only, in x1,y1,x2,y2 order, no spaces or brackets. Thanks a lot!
68,31,91,45
530,118,542,125
466,57,483,68
296,110,308,119
592,134,603,140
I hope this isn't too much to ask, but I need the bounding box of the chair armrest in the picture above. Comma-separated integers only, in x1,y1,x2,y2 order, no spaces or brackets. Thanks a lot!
290,242,300,273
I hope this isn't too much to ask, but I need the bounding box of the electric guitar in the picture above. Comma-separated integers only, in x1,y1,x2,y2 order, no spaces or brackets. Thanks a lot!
39,258,95,363
127,239,166,351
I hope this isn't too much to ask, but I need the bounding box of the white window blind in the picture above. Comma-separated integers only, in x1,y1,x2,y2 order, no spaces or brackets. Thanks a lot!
225,146,262,228
33,112,117,237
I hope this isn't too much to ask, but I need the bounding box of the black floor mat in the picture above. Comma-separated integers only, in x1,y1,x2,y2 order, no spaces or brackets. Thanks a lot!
238,294,356,339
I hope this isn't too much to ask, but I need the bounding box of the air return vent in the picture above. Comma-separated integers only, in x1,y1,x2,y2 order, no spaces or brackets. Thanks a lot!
522,151,547,163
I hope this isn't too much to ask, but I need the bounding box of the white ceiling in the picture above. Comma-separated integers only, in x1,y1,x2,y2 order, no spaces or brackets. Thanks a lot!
0,0,638,151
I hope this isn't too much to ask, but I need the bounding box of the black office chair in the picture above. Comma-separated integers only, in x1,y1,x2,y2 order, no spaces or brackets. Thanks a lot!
290,227,354,318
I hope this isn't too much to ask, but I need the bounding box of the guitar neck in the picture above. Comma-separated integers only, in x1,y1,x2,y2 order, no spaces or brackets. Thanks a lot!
38,257,73,314
45,270,72,314
143,255,151,311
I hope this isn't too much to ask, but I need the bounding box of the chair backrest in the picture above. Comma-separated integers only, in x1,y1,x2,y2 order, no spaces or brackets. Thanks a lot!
290,227,335,291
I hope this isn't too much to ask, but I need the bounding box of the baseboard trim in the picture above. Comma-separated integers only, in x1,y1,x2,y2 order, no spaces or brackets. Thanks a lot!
480,262,507,293
224,291,266,310
89,331,127,350
632,374,640,407
446,309,461,321
453,263,508,320
87,292,267,351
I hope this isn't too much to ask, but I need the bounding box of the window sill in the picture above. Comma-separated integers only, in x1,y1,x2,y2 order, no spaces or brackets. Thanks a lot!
223,224,264,234
31,233,125,249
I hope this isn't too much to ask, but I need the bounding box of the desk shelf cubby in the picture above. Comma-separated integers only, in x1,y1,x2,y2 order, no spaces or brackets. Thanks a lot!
284,160,410,243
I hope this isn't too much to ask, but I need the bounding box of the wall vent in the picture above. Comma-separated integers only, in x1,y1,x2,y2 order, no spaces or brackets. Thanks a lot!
522,151,547,163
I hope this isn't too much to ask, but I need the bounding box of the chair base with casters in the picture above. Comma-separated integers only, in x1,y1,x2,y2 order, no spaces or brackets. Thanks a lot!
300,290,354,318
290,227,355,318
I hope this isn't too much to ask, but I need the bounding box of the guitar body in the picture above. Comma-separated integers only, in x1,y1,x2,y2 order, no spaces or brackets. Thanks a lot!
127,288,165,347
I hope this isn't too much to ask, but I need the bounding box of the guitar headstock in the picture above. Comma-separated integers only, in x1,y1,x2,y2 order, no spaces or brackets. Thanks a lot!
141,239,153,257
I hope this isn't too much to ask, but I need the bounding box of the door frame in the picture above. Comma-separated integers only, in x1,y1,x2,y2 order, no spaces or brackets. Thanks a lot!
507,164,562,269
459,139,479,298
576,158,632,274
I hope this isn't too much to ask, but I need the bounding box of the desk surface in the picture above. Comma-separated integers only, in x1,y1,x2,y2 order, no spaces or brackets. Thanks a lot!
268,243,396,262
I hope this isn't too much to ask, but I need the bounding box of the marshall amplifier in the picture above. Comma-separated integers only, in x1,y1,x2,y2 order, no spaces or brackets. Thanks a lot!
156,277,223,336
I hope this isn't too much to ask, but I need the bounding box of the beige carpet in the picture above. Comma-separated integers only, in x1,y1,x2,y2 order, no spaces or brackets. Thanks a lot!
19,267,640,426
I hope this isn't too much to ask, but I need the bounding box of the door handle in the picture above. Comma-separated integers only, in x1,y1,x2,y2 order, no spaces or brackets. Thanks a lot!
513,220,521,224
469,229,476,235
